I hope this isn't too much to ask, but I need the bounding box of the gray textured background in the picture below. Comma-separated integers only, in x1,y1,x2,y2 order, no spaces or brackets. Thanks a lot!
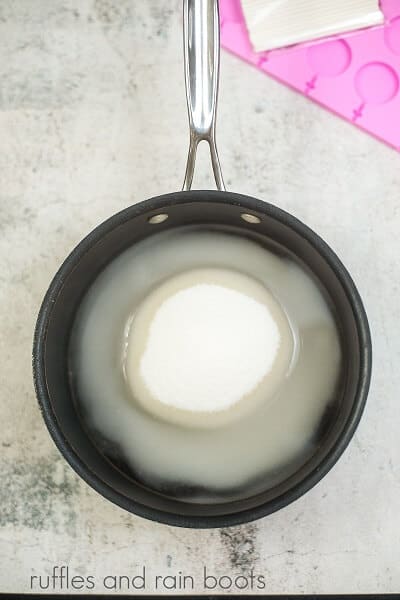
1,0,399,595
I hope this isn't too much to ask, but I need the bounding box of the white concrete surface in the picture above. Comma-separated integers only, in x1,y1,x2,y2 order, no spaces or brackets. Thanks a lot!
0,0,399,595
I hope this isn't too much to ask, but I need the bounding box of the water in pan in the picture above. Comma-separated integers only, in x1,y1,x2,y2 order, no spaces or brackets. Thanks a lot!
69,228,342,503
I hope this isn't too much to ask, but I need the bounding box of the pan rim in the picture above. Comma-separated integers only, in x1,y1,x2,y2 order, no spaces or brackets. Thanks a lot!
33,190,372,528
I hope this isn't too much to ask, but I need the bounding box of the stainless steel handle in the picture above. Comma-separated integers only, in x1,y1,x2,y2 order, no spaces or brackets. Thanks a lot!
182,0,225,191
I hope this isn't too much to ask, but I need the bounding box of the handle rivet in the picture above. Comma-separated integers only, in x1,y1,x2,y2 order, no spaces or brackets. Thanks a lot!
148,213,169,224
241,213,261,224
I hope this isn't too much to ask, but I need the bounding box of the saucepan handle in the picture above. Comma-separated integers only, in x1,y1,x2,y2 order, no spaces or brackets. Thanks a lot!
182,0,225,191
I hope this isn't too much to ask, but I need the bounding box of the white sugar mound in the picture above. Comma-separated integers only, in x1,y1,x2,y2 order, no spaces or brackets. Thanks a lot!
139,283,281,413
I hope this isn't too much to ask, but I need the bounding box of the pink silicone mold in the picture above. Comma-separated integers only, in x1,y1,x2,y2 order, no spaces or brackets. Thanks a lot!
220,0,400,151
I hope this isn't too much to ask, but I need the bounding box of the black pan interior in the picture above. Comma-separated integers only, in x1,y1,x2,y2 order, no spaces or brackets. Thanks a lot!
33,190,371,527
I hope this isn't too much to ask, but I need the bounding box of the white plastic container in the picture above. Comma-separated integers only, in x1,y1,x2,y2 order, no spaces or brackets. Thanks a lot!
241,0,384,51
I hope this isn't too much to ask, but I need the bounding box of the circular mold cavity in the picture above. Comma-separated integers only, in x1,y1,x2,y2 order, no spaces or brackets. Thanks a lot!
384,17,400,55
307,39,352,77
355,62,399,105
241,213,261,224
148,213,169,224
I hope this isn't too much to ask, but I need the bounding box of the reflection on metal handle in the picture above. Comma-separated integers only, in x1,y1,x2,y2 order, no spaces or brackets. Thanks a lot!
182,0,225,191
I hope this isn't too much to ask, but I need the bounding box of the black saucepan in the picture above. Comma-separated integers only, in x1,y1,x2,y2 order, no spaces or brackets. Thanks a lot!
33,0,371,528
